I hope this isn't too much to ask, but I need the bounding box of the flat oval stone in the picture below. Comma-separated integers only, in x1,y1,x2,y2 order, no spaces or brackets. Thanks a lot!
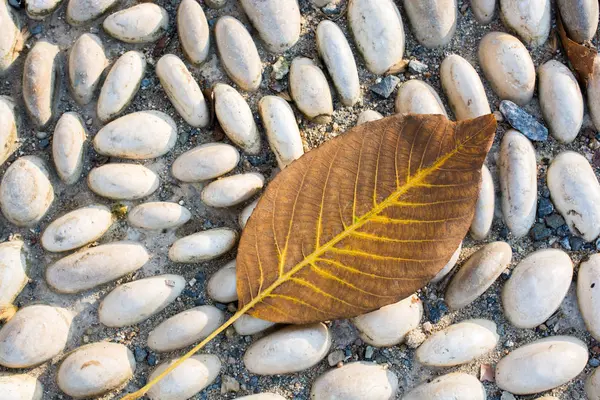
169,228,238,263
67,0,119,25
0,240,27,305
547,151,600,241
0,374,43,400
239,198,258,228
103,3,168,43
289,57,333,123
97,51,146,122
41,204,113,252
46,241,148,294
99,274,185,327
177,0,210,65
415,319,499,367
538,60,583,143
52,112,86,185
500,0,551,47
588,55,600,130
207,260,238,303
310,362,398,400
586,367,600,399
214,83,261,154
238,395,286,400
470,165,494,240
0,305,71,368
445,241,512,309
348,0,405,75
201,173,264,208
240,0,300,53
440,54,491,120
431,243,462,283
403,373,486,400
233,314,276,336
128,202,191,230
0,96,18,167
22,40,60,128
395,80,447,117
156,54,209,128
357,110,383,125
316,20,361,107
26,0,61,19
94,110,177,159
577,254,600,341
495,336,588,394
244,323,331,375
172,143,240,183
259,96,304,169
215,16,262,91
479,32,535,105
502,249,573,328
472,0,496,24
88,163,159,200
148,305,225,352
69,33,107,105
0,156,54,227
557,0,598,43
0,0,21,73
404,0,457,48
499,129,537,238
352,294,423,347
147,355,221,400
57,342,135,398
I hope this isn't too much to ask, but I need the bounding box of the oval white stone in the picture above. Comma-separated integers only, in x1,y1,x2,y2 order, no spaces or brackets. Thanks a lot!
148,305,225,352
259,96,304,169
472,0,496,24
156,54,209,128
577,254,600,341
99,274,186,327
445,241,512,309
46,241,148,294
500,0,551,47
94,110,177,159
22,40,60,128
26,0,61,19
0,305,71,368
431,243,462,283
201,173,264,208
147,355,221,400
0,0,22,74
239,198,259,228
215,16,262,91
41,204,113,252
169,228,238,263
538,60,583,143
357,110,383,125
128,202,191,230
52,112,86,185
310,362,398,400
103,3,168,43
403,373,486,400
316,20,361,107
57,342,135,398
0,240,27,305
67,0,118,25
0,96,18,167
0,156,54,227
586,367,600,399
547,151,600,241
557,0,598,43
88,163,159,200
214,83,261,154
499,129,537,238
495,336,588,394
348,0,405,75
240,0,300,53
404,0,457,48
352,294,423,347
69,33,107,105
395,80,447,117
207,260,238,303
289,57,333,123
0,374,43,400
503,249,573,329
479,31,535,105
97,51,146,122
416,319,499,367
172,143,240,183
440,54,491,120
588,55,600,131
470,165,494,240
177,0,210,65
233,314,276,336
244,323,331,375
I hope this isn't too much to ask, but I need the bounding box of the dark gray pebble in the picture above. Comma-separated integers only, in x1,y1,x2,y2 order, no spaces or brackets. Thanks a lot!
147,353,158,366
500,100,549,141
370,75,400,99
530,223,552,241
570,236,585,251
537,198,554,218
590,358,600,367
134,346,147,362
560,237,571,250
545,214,566,230
556,225,571,236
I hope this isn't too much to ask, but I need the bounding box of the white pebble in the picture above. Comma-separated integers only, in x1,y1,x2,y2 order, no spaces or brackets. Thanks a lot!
172,143,240,183
557,0,598,43
52,112,86,185
395,80,447,117
289,57,333,123
169,228,238,263
470,165,494,240
577,254,600,341
586,367,600,399
233,314,276,336
26,0,61,19
68,33,107,105
404,373,486,400
103,3,168,43
201,173,264,208
207,260,238,303
472,0,496,24
259,96,304,169
22,41,60,128
239,198,259,228
67,0,118,25
356,110,383,125
239,0,300,53
403,0,457,48
310,362,398,399
500,0,551,47
587,55,600,131
431,243,462,283
0,96,18,167
177,0,210,65
128,202,191,230
88,163,159,200
237,394,286,400
0,374,43,400
0,0,22,73
0,240,27,305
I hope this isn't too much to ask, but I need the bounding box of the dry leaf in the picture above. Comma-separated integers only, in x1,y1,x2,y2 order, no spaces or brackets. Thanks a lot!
122,113,497,399
557,13,598,87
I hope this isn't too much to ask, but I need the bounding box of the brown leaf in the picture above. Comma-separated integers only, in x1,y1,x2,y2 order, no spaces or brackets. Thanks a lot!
557,13,598,87
237,113,497,324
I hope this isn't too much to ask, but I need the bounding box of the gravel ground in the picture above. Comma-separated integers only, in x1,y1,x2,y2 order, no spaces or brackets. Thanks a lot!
1,0,599,399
